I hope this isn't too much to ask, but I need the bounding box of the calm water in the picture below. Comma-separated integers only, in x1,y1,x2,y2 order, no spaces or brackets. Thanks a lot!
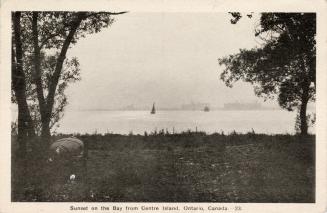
54,110,315,135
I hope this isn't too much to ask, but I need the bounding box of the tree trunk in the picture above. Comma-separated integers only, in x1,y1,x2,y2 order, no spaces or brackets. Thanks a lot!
41,12,86,145
32,12,47,123
298,54,312,136
16,100,28,156
41,118,51,150
299,92,309,135
299,74,310,136
32,12,51,150
30,12,85,148
12,12,35,158
46,12,86,111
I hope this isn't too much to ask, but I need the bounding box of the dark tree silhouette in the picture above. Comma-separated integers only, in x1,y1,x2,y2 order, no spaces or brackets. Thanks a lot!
11,11,127,155
219,13,316,135
12,12,36,157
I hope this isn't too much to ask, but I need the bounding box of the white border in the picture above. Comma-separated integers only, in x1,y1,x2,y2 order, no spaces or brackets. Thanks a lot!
1,0,326,212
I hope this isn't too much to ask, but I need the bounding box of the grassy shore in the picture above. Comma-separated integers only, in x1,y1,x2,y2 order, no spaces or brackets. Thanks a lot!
12,132,315,202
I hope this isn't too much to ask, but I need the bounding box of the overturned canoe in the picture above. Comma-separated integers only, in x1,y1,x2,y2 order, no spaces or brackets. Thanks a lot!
49,137,84,161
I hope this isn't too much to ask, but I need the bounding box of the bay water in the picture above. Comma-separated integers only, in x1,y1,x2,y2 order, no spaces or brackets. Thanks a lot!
54,110,315,135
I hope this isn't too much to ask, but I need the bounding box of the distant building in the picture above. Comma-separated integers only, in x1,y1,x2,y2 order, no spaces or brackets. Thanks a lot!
122,104,136,110
223,101,262,110
181,102,210,111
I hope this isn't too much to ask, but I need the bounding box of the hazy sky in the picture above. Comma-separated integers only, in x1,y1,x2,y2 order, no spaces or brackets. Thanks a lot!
66,12,270,110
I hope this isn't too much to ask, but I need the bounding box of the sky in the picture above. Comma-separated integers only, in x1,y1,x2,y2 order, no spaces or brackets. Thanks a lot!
66,12,270,110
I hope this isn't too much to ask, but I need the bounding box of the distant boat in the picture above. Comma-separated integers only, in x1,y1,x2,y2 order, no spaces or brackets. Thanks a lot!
151,103,156,114
204,106,210,112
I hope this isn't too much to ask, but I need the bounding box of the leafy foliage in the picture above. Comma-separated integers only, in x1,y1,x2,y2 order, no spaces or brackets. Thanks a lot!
19,12,115,50
219,13,316,134
12,11,124,135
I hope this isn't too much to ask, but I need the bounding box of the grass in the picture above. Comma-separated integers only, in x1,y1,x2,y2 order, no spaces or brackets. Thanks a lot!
12,132,315,202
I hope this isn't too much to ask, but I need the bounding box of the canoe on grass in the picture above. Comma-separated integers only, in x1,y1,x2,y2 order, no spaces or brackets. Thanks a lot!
49,137,84,162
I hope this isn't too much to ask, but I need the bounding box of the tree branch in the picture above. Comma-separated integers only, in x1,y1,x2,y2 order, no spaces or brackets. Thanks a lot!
39,32,62,49
85,11,128,19
46,12,87,120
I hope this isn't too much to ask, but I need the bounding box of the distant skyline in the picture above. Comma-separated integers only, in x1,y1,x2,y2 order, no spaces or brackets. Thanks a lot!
73,100,281,111
65,12,278,111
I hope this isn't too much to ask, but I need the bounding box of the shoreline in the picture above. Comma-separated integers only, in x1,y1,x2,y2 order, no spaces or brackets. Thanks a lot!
52,130,316,137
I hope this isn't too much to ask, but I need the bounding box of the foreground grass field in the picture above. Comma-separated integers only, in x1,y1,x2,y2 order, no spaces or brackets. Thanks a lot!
12,132,315,202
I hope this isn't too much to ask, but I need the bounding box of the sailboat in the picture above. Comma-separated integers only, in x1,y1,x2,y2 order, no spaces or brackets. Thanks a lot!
151,102,156,114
